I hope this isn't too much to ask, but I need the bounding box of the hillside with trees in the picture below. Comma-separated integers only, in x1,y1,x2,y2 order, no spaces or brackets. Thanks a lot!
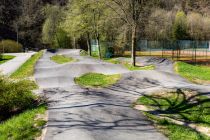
1,0,210,64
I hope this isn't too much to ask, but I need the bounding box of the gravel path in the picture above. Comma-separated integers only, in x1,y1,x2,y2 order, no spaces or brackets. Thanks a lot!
0,52,35,75
34,49,210,140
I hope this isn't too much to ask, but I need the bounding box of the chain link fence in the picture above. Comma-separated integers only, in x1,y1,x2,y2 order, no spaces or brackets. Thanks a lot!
91,39,210,63
125,40,210,63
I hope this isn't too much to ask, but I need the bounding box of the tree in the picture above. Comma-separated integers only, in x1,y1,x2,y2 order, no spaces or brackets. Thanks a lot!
145,8,173,40
42,5,63,48
61,0,94,54
105,0,151,66
0,0,67,49
187,12,210,40
172,11,188,40
61,0,109,58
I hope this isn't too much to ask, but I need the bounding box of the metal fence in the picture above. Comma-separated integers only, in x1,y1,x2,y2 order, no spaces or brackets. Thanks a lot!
91,39,210,63
125,40,210,63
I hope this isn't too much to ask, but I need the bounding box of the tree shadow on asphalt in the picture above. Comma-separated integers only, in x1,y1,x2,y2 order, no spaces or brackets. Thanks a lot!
42,75,210,138
43,76,167,138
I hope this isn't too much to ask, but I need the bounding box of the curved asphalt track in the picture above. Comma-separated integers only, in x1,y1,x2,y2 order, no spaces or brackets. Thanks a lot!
35,49,210,140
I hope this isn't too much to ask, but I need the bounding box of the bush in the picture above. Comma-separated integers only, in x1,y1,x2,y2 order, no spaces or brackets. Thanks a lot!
0,40,23,53
0,75,37,121
106,47,115,58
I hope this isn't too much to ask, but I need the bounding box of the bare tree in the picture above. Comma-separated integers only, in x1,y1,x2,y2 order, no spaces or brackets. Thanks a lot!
105,0,149,66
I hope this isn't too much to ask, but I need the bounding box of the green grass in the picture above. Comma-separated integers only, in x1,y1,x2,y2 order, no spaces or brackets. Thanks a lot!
145,113,210,140
136,89,210,140
0,75,38,121
0,50,47,140
175,62,210,84
75,73,121,88
104,58,155,71
50,55,75,64
0,55,15,64
124,63,155,71
104,58,121,64
0,105,47,140
11,51,43,79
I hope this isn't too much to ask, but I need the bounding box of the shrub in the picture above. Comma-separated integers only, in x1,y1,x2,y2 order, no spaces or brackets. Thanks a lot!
106,47,115,58
0,40,23,53
0,75,37,121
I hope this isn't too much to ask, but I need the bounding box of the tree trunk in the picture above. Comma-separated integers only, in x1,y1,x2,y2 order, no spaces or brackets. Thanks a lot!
87,33,91,56
97,35,102,59
131,25,137,66
73,37,76,49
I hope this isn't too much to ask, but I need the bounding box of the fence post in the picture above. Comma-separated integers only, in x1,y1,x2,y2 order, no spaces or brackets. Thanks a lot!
194,41,197,64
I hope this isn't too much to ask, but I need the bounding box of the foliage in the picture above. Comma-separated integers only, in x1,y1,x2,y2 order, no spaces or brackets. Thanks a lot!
175,62,210,84
55,29,72,48
172,11,188,40
50,55,75,64
75,73,121,88
0,75,38,121
2,0,210,51
0,40,22,53
137,89,210,140
0,105,46,140
1,50,46,140
11,51,43,79
42,5,63,48
0,55,15,64
187,12,210,40
146,8,173,40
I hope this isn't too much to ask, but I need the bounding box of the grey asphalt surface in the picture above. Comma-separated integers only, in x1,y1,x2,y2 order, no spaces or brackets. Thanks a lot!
34,49,210,140
0,52,35,75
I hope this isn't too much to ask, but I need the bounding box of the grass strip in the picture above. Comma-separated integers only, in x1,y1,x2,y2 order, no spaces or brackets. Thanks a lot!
11,51,43,79
0,55,15,64
0,105,47,140
104,58,155,71
175,62,210,84
75,73,121,88
50,55,74,64
136,89,210,140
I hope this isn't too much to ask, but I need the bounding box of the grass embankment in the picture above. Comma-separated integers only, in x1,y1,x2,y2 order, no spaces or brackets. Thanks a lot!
104,58,155,71
175,62,210,84
75,73,121,88
0,51,47,140
0,55,15,64
136,89,210,140
0,105,46,140
51,55,75,64
0,75,46,140
11,51,43,79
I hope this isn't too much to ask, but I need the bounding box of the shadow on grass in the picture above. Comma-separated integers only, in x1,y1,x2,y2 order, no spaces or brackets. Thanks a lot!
139,89,210,126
